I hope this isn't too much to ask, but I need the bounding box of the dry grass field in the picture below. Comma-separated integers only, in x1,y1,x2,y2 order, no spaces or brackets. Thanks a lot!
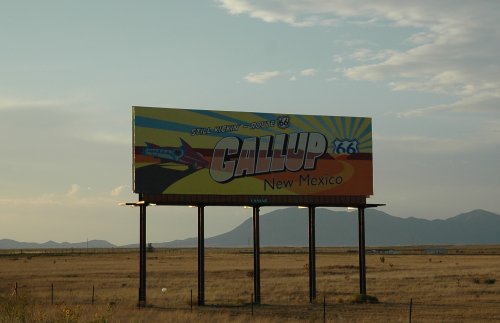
1,246,499,322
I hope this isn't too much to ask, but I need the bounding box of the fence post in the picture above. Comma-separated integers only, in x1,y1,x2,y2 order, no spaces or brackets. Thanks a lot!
409,298,413,323
51,283,54,305
323,294,326,323
92,285,95,305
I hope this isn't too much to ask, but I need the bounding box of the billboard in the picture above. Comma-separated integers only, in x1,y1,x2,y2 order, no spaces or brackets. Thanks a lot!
133,106,373,200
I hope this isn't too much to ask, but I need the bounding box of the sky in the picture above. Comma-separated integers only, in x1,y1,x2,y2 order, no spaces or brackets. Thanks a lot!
1,1,499,245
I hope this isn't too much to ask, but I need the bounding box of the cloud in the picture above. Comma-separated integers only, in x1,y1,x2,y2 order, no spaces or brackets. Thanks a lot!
300,68,317,77
217,0,336,27
286,68,319,81
0,94,132,150
86,132,131,146
244,71,281,84
219,1,500,116
408,32,436,45
349,48,395,62
67,184,80,197
0,97,64,110
376,120,500,155
333,55,343,63
0,194,63,207
377,135,468,154
0,190,114,208
399,90,500,117
110,185,130,197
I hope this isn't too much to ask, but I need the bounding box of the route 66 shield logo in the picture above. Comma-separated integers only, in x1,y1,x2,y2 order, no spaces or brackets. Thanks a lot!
333,139,359,154
277,115,290,129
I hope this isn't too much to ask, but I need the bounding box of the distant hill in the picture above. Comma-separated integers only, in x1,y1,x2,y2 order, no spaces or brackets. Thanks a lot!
0,239,116,249
2,209,499,249
154,208,500,247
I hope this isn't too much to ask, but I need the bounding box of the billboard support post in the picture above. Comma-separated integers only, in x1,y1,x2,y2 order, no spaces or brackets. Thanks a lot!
308,206,316,302
253,206,261,305
197,205,205,306
358,206,366,296
138,194,147,307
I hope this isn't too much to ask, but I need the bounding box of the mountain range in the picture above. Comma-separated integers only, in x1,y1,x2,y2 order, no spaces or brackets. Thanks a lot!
0,239,116,249
2,209,500,249
158,208,500,247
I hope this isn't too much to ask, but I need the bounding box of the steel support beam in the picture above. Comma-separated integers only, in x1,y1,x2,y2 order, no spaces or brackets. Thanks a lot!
358,206,367,296
253,206,261,305
308,206,317,302
138,195,147,307
197,205,205,305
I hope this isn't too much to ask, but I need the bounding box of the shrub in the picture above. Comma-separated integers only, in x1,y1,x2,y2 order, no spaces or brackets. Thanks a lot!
58,304,81,323
0,295,34,322
349,294,379,304
472,278,496,284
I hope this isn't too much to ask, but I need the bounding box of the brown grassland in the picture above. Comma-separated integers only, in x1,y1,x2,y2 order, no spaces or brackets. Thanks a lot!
1,246,499,322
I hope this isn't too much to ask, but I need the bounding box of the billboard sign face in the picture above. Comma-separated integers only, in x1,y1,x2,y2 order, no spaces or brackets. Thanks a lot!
133,107,373,199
